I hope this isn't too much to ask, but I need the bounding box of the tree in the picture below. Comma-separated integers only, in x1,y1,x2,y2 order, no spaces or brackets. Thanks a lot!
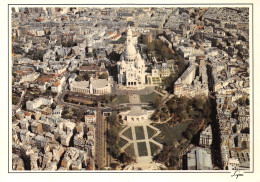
162,73,177,92
83,73,90,81
12,96,19,105
51,103,56,110
169,156,178,167
108,111,118,126
110,143,121,159
71,68,78,74
176,56,185,74
141,34,148,44
119,153,134,163
179,112,187,122
182,130,193,141
62,109,69,116
151,110,160,122
73,108,83,117
160,112,168,121
99,72,108,79
152,96,162,108
75,75,83,82
203,99,212,119
193,97,205,111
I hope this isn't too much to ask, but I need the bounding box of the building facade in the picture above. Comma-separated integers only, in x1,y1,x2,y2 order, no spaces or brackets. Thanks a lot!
117,26,146,89
70,77,112,95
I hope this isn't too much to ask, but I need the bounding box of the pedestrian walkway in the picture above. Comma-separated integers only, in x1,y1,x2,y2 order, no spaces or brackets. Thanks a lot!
129,94,140,104
118,94,166,169
119,123,163,165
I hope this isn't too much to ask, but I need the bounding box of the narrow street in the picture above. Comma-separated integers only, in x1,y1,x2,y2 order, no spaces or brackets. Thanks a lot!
95,104,105,169
207,64,223,169
104,115,111,167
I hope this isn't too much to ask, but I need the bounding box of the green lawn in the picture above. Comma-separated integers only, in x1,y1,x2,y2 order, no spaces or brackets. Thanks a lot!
125,143,135,157
140,92,161,103
122,127,133,140
150,142,160,156
111,95,129,106
147,126,156,138
137,142,148,157
118,137,128,148
153,120,192,146
135,126,145,140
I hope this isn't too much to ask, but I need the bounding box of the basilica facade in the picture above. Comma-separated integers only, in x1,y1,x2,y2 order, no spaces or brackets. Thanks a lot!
117,26,146,89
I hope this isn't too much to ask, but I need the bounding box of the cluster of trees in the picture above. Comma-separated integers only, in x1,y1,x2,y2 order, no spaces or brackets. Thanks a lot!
61,106,70,116
153,145,180,168
106,112,121,159
107,52,121,63
109,65,118,82
182,119,204,141
151,95,163,109
99,72,109,79
161,54,186,93
162,73,178,92
75,73,89,82
75,72,109,82
146,40,175,60
151,96,212,125
101,95,116,106
152,96,213,168
71,107,84,121
106,112,135,164
12,95,19,105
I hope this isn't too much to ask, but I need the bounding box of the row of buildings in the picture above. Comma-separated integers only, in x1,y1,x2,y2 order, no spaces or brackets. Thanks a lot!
12,106,98,170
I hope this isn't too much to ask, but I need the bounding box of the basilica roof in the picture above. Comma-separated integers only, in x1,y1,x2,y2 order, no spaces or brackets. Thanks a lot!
125,42,136,57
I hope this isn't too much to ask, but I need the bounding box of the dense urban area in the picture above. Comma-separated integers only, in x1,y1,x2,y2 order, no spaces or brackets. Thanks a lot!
11,7,250,171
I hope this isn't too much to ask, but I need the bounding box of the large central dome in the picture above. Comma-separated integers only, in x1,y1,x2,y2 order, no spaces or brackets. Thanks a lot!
125,43,136,57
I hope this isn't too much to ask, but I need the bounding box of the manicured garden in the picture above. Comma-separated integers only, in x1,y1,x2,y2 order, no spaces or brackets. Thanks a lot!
122,127,133,140
118,137,128,148
140,92,161,103
137,142,148,157
125,143,135,157
150,142,160,156
135,126,145,140
111,95,129,106
147,126,156,139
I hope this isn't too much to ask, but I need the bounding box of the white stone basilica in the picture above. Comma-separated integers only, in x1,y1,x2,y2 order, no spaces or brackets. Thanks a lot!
117,26,146,89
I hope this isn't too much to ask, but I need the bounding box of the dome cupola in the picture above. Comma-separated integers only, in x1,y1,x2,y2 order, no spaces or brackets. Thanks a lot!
125,42,136,57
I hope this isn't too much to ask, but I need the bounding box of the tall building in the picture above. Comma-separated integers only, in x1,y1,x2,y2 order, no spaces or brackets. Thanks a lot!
117,26,146,89
174,63,196,96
